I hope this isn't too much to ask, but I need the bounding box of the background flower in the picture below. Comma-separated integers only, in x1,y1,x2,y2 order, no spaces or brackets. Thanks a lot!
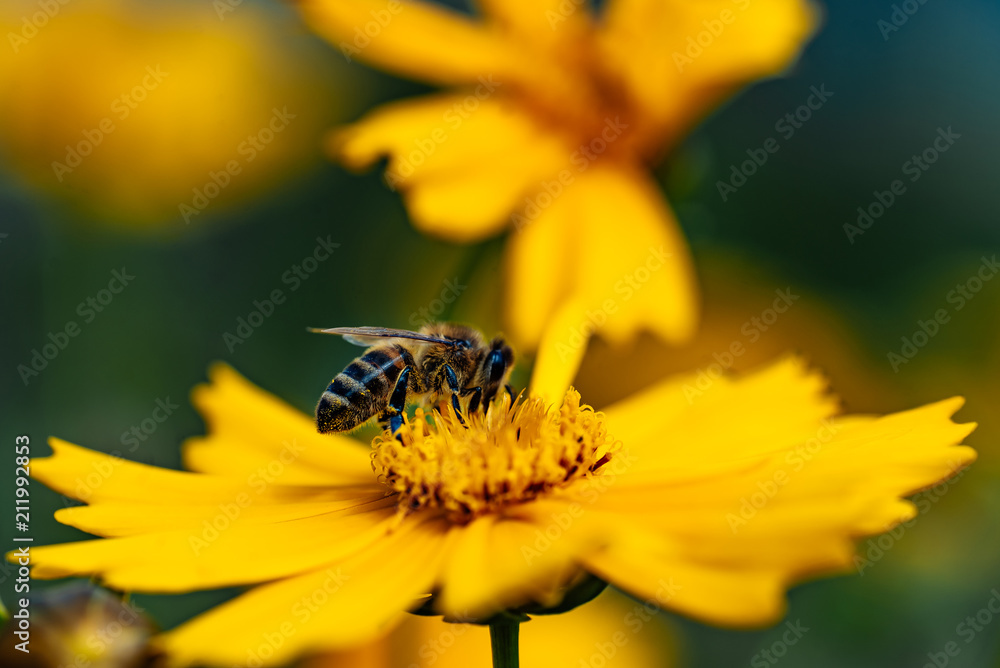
0,583,158,668
0,0,350,229
297,0,818,352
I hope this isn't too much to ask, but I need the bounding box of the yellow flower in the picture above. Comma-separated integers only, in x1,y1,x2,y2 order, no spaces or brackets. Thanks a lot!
296,0,818,350
12,352,975,667
0,0,343,228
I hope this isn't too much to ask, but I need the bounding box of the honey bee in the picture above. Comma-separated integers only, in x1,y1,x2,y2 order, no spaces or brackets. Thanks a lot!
310,323,515,434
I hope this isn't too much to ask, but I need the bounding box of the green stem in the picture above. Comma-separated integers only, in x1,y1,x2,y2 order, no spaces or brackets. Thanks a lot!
488,618,520,668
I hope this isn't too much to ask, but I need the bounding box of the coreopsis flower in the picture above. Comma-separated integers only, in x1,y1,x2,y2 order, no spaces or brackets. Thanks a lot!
295,0,818,350
11,352,975,667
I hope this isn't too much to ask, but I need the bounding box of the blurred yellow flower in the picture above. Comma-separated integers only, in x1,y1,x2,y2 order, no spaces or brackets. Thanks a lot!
303,587,676,668
296,0,818,351
11,352,975,666
0,0,344,228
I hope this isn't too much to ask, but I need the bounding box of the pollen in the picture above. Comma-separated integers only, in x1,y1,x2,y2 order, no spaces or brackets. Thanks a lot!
371,389,619,522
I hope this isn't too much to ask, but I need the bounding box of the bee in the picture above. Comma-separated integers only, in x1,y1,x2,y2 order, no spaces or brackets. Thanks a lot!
310,323,515,434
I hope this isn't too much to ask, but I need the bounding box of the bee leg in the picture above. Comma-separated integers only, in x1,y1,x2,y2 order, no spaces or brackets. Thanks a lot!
382,366,412,438
443,365,468,427
461,386,483,414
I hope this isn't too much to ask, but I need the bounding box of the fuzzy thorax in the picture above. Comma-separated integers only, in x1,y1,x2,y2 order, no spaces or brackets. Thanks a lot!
371,390,619,522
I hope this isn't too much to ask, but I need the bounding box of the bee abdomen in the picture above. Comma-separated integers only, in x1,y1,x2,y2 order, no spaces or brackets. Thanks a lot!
316,347,406,433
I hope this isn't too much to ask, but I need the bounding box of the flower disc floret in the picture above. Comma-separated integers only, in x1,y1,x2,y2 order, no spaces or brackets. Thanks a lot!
371,390,619,521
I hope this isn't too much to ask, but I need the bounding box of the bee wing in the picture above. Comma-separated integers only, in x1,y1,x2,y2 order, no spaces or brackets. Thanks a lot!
341,333,391,347
308,326,456,347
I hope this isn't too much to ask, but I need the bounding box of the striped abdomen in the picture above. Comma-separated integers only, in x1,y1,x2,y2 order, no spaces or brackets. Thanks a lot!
316,345,409,433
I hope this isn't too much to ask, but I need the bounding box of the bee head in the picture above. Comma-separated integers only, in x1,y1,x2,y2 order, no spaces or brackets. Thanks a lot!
479,336,514,406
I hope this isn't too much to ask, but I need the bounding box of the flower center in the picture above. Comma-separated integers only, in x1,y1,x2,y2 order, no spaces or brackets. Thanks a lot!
371,390,618,522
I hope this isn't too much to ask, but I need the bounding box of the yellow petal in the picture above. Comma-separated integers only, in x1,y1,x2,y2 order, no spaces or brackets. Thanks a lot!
26,505,397,591
51,492,391,537
476,0,591,51
31,438,387,548
503,183,576,349
436,513,599,617
575,390,976,627
505,163,698,350
602,355,836,475
570,165,699,347
296,0,527,86
587,549,789,626
183,363,374,485
598,0,819,142
303,587,677,668
158,514,452,667
31,438,346,506
332,94,572,242
522,588,676,668
528,299,589,405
